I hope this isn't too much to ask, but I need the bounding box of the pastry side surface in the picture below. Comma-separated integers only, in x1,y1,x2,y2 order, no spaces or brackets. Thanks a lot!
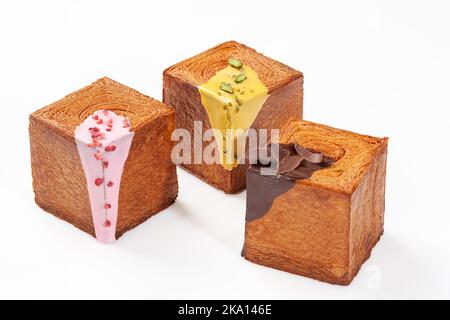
163,41,303,193
29,77,178,241
243,119,388,285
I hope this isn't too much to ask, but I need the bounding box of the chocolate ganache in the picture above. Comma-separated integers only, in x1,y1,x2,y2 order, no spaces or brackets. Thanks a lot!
246,143,334,222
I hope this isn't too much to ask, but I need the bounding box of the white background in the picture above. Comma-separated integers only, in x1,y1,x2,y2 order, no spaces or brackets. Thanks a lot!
0,0,449,299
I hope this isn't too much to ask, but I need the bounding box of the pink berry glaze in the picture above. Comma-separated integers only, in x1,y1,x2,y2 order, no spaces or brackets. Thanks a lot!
75,110,134,244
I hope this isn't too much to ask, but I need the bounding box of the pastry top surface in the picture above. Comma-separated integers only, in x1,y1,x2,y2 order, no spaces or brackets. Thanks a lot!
30,77,174,140
279,119,388,195
164,41,303,93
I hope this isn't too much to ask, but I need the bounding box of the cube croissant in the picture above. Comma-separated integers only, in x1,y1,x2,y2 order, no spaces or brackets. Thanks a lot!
29,77,178,243
243,119,388,285
163,41,303,193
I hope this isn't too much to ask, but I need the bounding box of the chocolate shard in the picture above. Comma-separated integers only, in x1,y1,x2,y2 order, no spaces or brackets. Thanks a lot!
276,146,291,164
247,144,291,166
295,144,323,163
283,162,324,179
277,155,303,175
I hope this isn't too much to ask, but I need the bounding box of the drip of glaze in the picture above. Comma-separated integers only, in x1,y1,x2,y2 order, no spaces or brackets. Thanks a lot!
245,144,334,222
246,168,294,222
75,110,134,243
198,63,268,171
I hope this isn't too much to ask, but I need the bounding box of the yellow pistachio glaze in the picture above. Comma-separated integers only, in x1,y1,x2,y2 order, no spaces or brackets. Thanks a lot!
199,64,268,170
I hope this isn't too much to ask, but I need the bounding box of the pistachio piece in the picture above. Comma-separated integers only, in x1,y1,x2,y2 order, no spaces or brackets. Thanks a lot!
228,58,243,69
234,74,247,83
220,82,234,94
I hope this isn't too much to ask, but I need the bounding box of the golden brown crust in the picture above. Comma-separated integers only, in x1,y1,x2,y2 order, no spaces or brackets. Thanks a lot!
163,42,303,193
30,77,174,141
243,120,388,285
279,119,388,194
348,142,387,278
164,40,303,93
29,77,178,239
30,118,95,235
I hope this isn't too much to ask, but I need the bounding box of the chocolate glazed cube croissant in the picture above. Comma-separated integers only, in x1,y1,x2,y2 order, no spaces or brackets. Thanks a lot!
29,77,178,242
243,119,388,285
163,41,303,193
